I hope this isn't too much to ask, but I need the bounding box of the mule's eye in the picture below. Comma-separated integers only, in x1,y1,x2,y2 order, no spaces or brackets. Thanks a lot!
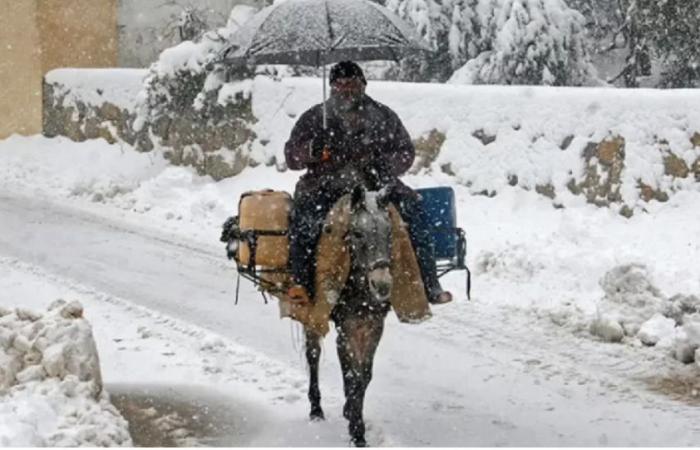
323,224,333,234
352,230,364,239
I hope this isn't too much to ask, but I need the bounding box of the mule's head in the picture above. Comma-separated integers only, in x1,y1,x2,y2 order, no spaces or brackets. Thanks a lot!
346,185,393,304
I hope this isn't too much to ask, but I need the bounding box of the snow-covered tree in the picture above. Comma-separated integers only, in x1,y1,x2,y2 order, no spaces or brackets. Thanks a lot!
136,5,258,130
177,7,208,41
449,0,595,86
447,0,487,69
566,0,624,50
384,0,454,81
628,0,700,88
386,0,594,85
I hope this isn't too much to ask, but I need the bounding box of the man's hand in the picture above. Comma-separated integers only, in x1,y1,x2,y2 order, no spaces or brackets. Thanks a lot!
309,130,332,162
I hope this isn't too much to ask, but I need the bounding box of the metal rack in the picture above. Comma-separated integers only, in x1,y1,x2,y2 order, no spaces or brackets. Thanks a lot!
222,217,471,303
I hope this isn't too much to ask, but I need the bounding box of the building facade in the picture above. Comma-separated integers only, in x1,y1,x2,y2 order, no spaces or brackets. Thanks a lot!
0,0,259,139
0,0,118,138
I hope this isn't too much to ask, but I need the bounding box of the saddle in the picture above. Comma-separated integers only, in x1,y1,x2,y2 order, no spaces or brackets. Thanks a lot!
234,190,431,336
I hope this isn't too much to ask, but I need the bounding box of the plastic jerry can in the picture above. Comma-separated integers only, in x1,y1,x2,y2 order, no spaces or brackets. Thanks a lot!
238,190,291,268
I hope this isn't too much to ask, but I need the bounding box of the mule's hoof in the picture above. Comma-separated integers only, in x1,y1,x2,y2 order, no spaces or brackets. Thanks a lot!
309,409,325,421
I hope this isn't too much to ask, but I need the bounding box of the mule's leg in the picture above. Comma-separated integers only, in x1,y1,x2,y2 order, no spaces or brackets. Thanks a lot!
305,327,325,420
336,316,386,447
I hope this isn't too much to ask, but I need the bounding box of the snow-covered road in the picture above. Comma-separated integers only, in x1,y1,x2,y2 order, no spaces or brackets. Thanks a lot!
2,190,700,446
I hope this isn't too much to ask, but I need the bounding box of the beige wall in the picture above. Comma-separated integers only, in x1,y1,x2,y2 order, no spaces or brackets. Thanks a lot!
36,0,118,74
0,0,118,139
0,1,43,137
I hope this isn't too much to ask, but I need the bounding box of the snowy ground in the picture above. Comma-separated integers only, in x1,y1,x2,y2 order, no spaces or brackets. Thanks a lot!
1,134,700,446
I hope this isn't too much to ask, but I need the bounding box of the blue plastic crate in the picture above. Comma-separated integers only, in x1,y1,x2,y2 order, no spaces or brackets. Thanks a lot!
416,187,457,260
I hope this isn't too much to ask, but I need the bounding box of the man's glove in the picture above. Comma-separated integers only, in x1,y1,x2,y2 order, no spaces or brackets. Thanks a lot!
309,130,332,162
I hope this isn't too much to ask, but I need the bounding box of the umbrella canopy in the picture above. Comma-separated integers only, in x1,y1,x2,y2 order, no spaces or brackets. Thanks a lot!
221,0,432,66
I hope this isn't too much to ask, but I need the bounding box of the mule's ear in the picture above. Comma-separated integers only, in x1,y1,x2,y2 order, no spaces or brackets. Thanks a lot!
351,185,366,211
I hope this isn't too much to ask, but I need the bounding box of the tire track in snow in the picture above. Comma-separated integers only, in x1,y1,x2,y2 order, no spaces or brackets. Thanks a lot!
423,296,700,419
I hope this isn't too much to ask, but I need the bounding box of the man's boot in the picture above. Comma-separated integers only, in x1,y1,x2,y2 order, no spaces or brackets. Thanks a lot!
287,284,312,304
427,284,453,304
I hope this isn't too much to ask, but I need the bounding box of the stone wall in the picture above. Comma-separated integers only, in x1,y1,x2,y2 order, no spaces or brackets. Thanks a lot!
42,71,700,215
43,69,256,181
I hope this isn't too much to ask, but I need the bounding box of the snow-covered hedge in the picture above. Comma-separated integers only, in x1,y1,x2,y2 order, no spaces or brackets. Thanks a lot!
0,300,131,446
43,70,700,214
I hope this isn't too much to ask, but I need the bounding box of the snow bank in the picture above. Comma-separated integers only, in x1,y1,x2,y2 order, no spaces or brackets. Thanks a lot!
595,264,666,337
589,265,700,367
0,300,131,446
0,134,169,202
673,314,700,365
0,134,298,243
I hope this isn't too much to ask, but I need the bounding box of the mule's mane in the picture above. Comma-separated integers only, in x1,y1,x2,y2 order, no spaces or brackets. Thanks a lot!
361,190,385,214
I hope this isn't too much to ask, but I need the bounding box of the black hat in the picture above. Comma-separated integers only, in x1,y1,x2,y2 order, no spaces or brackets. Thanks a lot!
329,61,367,85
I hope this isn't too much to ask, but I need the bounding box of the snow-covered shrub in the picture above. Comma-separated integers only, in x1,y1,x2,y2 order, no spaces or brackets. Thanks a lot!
449,0,595,86
590,264,665,341
0,300,131,446
136,23,252,131
135,5,263,179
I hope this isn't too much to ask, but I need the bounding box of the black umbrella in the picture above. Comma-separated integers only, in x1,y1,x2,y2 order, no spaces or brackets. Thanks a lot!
221,0,432,127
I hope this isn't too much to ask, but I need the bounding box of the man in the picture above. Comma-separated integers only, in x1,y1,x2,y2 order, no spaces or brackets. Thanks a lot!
284,61,452,305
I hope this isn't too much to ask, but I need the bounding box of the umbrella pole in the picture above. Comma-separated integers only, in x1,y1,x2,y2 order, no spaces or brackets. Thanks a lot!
322,62,327,129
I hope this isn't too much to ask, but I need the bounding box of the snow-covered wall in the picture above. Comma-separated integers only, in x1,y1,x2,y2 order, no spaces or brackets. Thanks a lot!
43,69,700,215
252,77,700,215
43,69,153,151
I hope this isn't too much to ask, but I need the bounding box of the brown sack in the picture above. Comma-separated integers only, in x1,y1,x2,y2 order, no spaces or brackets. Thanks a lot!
275,196,352,336
387,205,432,323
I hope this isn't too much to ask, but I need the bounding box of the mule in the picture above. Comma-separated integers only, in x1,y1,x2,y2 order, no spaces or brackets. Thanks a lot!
304,185,394,447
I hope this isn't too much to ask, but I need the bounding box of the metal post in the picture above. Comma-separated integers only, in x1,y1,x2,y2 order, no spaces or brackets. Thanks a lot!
322,61,327,129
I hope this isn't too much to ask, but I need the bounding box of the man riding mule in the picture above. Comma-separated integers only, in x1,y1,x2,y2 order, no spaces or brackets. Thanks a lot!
220,61,461,446
285,60,453,307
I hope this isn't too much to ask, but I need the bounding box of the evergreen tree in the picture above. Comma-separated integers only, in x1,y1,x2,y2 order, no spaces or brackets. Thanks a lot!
386,0,594,85
385,0,454,81
632,0,700,87
450,0,594,86
566,0,623,50
601,0,700,88
177,7,208,42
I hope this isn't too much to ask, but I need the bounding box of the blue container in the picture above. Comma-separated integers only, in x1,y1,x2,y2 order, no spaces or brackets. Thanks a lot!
416,187,457,260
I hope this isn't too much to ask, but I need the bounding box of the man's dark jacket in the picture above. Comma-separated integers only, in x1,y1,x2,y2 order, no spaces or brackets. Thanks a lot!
284,95,415,192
